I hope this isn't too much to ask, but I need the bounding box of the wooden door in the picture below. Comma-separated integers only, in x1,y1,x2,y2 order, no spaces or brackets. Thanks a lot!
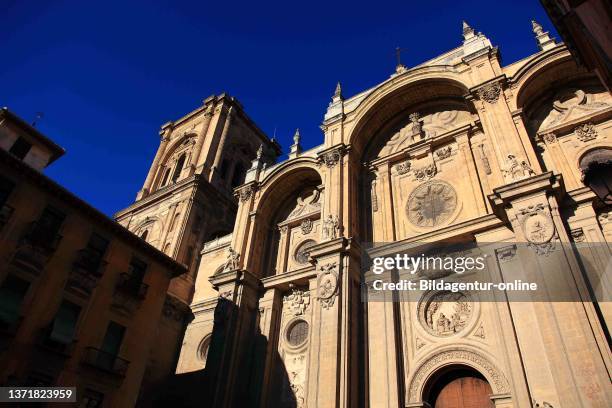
434,375,493,408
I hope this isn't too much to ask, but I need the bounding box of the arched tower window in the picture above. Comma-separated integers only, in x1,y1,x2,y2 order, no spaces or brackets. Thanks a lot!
169,213,181,232
160,168,170,187
172,153,186,183
231,163,246,188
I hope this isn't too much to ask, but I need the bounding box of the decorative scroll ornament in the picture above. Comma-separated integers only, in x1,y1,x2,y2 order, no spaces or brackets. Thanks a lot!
496,245,517,263
406,181,457,228
317,263,339,309
435,146,452,160
501,154,535,182
222,247,240,272
518,204,556,255
300,218,313,234
418,291,473,337
319,148,342,168
395,161,411,175
322,214,340,240
476,82,502,103
571,228,586,243
574,122,597,142
237,185,255,202
542,133,557,144
287,188,322,219
283,285,311,316
414,163,437,181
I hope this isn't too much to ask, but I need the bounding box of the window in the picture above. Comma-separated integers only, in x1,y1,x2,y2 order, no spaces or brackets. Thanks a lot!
160,168,170,187
231,163,246,188
169,213,180,232
81,233,109,271
48,300,81,345
220,159,230,179
97,321,126,370
32,206,65,243
171,153,186,183
286,319,309,347
0,176,15,208
128,257,147,283
8,137,32,160
0,275,30,325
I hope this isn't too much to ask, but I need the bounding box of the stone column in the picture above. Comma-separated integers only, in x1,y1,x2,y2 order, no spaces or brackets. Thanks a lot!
137,125,172,200
306,238,360,408
189,106,214,175
489,173,612,407
210,106,234,180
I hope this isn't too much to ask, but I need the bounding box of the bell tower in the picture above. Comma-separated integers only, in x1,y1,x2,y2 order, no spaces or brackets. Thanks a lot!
114,94,278,402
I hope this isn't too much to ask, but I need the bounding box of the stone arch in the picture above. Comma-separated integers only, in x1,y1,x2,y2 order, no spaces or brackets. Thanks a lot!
251,160,323,277
345,68,471,157
133,216,164,248
407,347,510,404
152,132,198,188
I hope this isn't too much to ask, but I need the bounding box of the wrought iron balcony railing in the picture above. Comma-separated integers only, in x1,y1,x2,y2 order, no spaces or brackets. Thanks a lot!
115,273,148,299
20,221,63,253
82,347,129,376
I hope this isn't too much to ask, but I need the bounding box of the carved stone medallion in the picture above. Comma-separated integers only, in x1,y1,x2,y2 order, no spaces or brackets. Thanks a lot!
317,263,338,309
300,218,313,234
406,181,457,228
418,291,473,337
522,209,554,244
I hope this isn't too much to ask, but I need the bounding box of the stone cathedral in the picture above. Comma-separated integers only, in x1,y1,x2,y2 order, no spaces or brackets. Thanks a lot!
116,22,612,408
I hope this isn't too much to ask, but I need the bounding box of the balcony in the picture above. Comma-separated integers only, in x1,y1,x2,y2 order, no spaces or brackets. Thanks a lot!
115,273,148,299
20,221,63,252
0,204,14,228
82,347,129,376
11,222,63,274
36,326,76,357
66,249,108,296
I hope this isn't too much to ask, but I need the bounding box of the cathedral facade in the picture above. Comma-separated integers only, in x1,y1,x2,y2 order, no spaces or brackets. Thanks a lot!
118,22,612,407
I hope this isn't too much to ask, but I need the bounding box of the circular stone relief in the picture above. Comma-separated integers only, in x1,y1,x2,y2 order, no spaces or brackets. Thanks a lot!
523,213,554,244
286,319,309,347
418,291,473,337
294,240,316,265
406,181,457,228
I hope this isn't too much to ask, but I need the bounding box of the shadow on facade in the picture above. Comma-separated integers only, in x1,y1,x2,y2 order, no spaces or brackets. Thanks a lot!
146,297,297,408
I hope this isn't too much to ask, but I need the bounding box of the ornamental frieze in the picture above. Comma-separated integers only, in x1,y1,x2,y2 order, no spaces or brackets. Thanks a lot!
406,181,457,228
476,82,502,104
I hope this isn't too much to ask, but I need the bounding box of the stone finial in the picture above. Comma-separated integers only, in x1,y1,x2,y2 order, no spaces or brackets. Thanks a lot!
462,20,475,40
531,19,556,51
256,144,263,160
334,82,342,98
293,128,301,145
289,128,302,158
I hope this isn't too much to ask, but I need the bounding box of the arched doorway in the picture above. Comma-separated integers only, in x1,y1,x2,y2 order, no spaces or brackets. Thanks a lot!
424,365,493,408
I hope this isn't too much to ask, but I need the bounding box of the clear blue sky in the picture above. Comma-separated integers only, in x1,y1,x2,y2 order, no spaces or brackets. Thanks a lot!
2,0,557,216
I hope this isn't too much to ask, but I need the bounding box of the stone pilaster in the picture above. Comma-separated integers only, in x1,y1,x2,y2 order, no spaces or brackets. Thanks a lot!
137,125,172,199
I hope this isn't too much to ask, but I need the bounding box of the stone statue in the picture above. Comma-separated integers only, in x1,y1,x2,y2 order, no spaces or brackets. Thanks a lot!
223,246,240,272
502,154,535,181
322,215,339,240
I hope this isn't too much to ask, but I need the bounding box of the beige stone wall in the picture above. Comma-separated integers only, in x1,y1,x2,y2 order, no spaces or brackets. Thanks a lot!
176,30,612,408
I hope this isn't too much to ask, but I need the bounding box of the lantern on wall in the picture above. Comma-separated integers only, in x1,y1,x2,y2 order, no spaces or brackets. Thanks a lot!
580,148,612,205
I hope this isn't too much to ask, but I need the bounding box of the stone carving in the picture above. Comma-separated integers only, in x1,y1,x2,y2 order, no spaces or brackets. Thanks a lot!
477,144,492,175
542,133,557,144
416,337,426,350
406,181,457,228
395,161,411,175
319,148,342,168
371,177,379,212
598,210,611,226
279,225,289,234
496,245,517,263
533,401,554,408
476,82,502,103
418,291,473,337
501,154,535,182
222,247,240,272
380,109,472,156
539,89,610,131
283,285,311,316
294,240,316,265
237,185,255,202
410,112,423,138
435,146,452,160
408,349,510,402
414,163,437,181
518,204,556,255
571,228,586,243
322,214,340,240
300,218,313,234
288,187,322,219
282,371,306,408
474,323,485,339
317,263,339,309
575,122,597,142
